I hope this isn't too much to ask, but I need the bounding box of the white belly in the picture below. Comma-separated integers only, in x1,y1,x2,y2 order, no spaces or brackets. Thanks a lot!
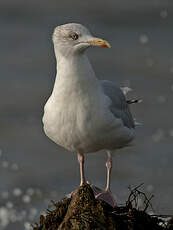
42,93,134,154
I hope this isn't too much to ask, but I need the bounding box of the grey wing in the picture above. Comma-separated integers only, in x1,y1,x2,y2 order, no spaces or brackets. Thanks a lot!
101,80,135,129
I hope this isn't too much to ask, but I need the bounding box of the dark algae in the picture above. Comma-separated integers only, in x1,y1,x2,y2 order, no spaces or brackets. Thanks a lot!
33,184,173,230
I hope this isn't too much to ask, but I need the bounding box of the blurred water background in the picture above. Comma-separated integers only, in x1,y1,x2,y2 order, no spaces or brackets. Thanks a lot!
0,0,173,229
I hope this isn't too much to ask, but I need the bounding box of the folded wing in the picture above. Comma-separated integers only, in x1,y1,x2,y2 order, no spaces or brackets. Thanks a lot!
101,80,135,129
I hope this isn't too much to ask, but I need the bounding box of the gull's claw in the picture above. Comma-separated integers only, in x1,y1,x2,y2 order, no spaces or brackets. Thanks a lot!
90,184,116,207
95,191,116,207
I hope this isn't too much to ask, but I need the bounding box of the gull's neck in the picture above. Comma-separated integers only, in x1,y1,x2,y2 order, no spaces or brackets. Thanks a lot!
52,49,100,96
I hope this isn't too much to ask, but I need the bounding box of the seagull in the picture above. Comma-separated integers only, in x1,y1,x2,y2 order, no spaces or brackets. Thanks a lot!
42,23,136,207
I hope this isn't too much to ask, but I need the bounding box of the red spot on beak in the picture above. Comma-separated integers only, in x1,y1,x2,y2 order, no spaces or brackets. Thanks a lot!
101,44,108,48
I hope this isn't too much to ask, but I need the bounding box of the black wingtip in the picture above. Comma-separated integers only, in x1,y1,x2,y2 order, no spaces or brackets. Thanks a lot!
127,99,142,104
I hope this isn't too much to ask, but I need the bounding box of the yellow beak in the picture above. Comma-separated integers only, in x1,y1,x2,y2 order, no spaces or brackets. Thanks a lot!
88,37,111,48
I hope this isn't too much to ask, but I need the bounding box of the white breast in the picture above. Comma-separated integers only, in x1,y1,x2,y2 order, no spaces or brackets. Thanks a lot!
42,81,113,153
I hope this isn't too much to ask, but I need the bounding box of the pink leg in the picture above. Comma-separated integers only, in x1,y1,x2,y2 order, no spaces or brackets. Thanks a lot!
77,153,86,186
95,151,116,207
105,151,112,191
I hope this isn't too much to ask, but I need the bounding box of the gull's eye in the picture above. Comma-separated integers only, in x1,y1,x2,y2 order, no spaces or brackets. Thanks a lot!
69,32,79,40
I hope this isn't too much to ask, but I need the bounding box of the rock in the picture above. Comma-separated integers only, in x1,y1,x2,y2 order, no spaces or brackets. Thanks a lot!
58,184,113,230
33,184,172,230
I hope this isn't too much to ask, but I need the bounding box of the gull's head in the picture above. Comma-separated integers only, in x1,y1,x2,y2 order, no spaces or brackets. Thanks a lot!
53,23,111,56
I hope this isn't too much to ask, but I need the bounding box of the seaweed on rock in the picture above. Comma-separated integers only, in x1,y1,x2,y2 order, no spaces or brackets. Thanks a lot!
33,184,173,230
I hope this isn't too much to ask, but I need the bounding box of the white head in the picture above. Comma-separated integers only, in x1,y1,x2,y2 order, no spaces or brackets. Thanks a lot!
53,23,110,57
